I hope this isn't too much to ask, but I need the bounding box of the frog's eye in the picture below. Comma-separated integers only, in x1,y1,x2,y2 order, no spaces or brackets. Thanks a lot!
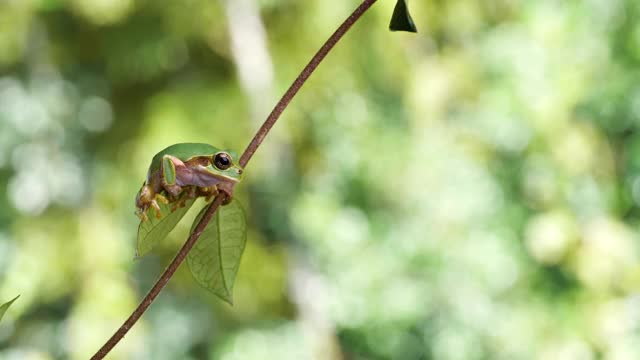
213,152,232,170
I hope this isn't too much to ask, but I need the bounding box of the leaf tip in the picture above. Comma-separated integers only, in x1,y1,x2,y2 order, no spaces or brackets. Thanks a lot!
0,295,20,323
135,244,150,259
220,293,234,306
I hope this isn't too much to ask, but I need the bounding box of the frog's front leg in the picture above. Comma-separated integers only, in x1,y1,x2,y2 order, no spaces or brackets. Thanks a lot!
216,182,235,205
160,155,187,200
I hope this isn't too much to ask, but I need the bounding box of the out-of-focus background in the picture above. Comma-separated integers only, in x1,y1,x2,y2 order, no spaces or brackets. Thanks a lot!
1,0,639,359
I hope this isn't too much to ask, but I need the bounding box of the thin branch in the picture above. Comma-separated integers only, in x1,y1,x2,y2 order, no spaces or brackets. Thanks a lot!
238,0,378,168
91,194,226,359
91,1,377,358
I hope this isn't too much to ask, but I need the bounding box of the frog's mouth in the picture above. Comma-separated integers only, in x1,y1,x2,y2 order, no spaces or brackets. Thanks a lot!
197,165,242,183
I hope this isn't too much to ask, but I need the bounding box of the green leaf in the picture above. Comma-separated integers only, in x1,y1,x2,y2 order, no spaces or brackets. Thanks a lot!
187,200,247,304
0,295,19,323
136,198,196,258
389,0,417,33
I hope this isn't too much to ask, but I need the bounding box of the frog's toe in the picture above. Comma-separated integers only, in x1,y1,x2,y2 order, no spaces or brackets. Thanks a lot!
136,209,149,222
136,204,151,221
156,193,169,204
221,195,233,205
170,201,186,212
150,200,162,219
217,183,234,204
219,186,233,204
197,186,219,202
186,186,197,200
170,201,181,212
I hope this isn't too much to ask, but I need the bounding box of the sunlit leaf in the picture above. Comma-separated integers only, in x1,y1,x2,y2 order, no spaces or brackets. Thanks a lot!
0,295,19,323
136,198,196,258
187,200,247,304
389,0,417,33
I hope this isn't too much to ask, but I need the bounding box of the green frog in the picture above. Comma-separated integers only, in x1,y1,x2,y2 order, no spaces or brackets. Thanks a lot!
135,143,243,221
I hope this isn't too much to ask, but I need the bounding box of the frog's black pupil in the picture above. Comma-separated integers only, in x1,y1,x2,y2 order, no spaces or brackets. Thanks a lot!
215,153,231,169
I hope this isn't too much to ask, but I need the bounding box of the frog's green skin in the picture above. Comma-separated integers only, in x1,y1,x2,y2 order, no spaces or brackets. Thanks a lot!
136,143,243,221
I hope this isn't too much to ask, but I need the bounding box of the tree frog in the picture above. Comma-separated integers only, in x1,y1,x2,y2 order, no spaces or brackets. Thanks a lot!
135,143,244,221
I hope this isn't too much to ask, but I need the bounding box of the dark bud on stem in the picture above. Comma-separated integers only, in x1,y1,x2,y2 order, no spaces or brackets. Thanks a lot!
389,0,417,33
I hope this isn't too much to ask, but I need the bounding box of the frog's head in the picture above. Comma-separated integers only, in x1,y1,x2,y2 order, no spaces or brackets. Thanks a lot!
203,150,243,183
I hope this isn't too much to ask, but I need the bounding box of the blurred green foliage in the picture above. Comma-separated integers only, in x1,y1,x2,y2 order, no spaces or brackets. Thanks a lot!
1,0,640,359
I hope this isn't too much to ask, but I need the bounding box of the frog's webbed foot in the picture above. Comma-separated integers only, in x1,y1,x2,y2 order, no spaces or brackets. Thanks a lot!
216,182,235,205
170,186,197,211
152,199,164,219
136,183,170,221
136,199,163,221
197,186,220,203
136,209,149,222
156,193,169,204
136,184,153,221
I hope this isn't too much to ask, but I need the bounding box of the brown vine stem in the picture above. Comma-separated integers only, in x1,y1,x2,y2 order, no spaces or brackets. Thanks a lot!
238,0,378,168
91,0,377,358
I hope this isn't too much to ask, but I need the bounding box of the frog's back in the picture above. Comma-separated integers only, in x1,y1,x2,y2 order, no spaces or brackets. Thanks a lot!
149,143,219,171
